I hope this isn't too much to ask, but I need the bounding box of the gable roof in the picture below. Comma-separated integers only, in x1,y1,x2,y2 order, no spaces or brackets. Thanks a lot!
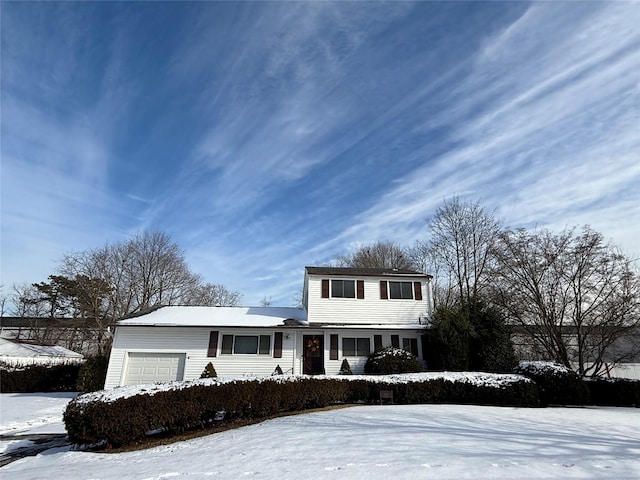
305,266,431,278
117,306,308,327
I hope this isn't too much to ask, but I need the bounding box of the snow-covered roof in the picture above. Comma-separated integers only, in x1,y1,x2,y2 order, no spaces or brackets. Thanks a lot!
0,338,83,358
117,306,308,328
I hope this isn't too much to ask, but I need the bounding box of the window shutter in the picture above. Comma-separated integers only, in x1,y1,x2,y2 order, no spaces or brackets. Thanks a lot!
357,280,365,299
274,332,283,358
321,279,329,298
207,331,219,357
414,281,422,300
374,335,383,351
391,334,400,348
380,281,388,299
330,334,338,360
409,338,418,356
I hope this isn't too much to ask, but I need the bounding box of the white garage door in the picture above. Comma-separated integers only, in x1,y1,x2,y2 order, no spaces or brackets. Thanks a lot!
124,352,186,385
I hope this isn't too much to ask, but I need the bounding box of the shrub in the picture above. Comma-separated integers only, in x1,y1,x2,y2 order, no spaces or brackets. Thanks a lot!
76,356,109,393
515,361,590,406
338,359,352,375
364,347,422,374
585,377,640,407
424,300,517,373
423,305,473,370
0,362,81,393
272,365,284,375
467,300,517,373
200,362,217,379
64,373,539,448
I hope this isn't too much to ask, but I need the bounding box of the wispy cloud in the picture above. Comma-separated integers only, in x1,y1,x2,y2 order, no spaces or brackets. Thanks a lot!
318,2,639,259
2,2,638,307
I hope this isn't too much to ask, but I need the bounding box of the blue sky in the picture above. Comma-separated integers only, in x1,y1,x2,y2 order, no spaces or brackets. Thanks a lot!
2,1,639,306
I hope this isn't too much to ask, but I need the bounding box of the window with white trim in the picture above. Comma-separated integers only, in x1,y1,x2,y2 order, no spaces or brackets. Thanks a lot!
389,281,414,299
403,337,419,356
332,279,355,298
221,334,271,355
342,337,371,356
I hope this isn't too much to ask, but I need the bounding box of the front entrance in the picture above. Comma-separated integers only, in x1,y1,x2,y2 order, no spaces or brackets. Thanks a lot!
303,335,324,375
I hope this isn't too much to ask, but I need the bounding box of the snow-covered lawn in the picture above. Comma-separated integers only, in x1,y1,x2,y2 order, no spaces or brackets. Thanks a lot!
1,393,639,479
0,392,75,437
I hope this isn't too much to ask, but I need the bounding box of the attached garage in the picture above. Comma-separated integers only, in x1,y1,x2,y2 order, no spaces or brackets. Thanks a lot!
123,352,186,385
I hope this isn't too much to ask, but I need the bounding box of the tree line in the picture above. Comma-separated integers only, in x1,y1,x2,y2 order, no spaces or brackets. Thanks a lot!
3,232,242,353
1,197,637,375
337,197,640,377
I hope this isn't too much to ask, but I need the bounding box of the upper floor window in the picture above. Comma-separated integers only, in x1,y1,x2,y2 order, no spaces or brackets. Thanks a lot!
380,281,423,300
332,279,355,298
322,279,364,299
389,281,414,299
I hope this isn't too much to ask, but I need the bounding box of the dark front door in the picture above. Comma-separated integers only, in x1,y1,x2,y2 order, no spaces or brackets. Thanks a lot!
303,335,324,375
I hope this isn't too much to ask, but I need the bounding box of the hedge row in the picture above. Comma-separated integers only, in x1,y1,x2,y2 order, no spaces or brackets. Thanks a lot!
515,362,590,406
0,356,109,393
64,375,539,448
585,378,640,407
515,362,640,407
0,362,81,393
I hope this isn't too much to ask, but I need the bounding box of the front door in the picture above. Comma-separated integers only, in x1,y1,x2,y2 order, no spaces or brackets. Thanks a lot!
303,335,324,375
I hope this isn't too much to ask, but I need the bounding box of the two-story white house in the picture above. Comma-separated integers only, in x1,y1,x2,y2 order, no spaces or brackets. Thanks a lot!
103,267,433,388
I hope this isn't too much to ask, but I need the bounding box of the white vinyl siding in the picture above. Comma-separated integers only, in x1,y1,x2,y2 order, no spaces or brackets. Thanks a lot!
104,326,296,389
306,275,432,325
322,329,424,375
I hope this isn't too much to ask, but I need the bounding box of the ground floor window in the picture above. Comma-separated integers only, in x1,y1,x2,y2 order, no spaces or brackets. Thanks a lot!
342,337,371,356
221,334,271,355
403,337,419,356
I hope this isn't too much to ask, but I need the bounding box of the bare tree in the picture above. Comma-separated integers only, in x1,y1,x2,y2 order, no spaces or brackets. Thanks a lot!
406,240,456,308
11,283,47,318
0,285,7,317
423,197,501,307
337,241,416,270
59,231,241,330
188,283,242,307
492,226,640,376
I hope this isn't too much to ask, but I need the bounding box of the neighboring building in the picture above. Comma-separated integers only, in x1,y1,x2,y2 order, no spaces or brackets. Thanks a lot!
513,326,640,380
0,316,109,356
0,337,83,366
104,267,433,388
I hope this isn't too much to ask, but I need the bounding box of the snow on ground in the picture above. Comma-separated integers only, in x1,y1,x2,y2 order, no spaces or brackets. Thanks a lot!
0,392,76,436
0,392,77,457
1,393,639,479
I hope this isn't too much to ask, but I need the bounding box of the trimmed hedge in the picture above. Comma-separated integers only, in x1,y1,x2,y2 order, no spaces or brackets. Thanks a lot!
0,362,81,393
515,362,590,406
585,378,640,407
64,375,539,448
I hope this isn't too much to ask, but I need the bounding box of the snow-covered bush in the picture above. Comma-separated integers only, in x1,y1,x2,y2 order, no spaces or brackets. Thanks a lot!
364,347,422,374
200,362,217,378
339,358,352,375
515,361,589,406
1,361,81,393
64,373,539,448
